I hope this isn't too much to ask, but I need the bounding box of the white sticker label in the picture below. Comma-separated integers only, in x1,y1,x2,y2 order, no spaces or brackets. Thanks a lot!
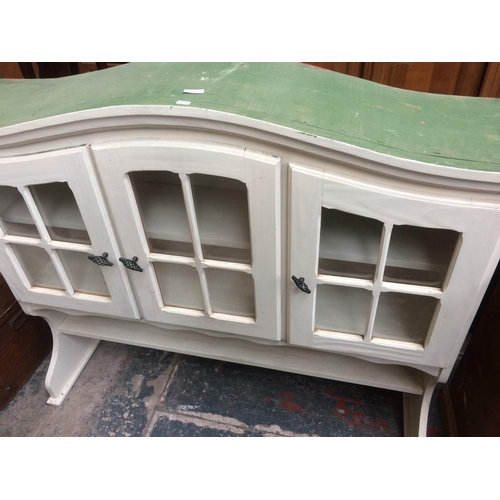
183,89,205,94
176,100,191,105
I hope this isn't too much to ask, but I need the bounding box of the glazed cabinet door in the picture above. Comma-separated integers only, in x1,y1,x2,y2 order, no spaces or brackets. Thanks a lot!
289,163,500,368
93,141,280,340
0,147,139,318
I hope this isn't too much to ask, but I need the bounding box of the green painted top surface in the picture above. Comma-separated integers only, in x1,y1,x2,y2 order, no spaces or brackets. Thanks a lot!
0,62,499,171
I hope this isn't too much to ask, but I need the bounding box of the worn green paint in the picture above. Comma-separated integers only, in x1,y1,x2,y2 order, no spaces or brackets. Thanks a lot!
1,62,499,171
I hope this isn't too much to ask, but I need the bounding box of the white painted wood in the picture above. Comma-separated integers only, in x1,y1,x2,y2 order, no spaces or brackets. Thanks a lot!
403,378,438,437
0,147,140,319
58,314,426,396
289,162,500,368
17,185,53,243
92,141,281,341
179,173,213,316
288,164,323,343
1,105,500,192
32,309,101,406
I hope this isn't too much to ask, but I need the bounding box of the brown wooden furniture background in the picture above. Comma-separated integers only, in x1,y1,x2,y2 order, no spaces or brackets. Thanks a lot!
0,274,52,410
306,62,500,97
440,260,500,437
0,62,499,97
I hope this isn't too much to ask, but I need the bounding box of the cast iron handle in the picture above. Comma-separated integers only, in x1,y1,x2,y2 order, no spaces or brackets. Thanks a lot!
292,275,311,294
88,252,113,267
119,256,143,272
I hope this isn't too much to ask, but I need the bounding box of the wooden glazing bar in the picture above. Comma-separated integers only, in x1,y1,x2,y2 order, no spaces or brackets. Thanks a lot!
380,282,443,297
202,259,252,274
17,186,52,243
3,244,32,290
47,249,75,297
48,241,93,253
179,173,212,316
148,252,196,267
365,223,393,341
316,274,373,290
0,235,43,246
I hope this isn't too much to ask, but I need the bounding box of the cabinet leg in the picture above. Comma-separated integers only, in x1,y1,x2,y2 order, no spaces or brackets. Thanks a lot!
403,379,437,437
45,328,100,406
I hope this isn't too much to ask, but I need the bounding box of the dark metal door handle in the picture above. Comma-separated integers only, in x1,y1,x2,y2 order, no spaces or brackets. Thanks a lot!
88,252,113,267
292,275,311,294
119,256,143,272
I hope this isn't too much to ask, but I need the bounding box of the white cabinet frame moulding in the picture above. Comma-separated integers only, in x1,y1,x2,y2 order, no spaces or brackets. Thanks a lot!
1,64,499,437
2,106,500,191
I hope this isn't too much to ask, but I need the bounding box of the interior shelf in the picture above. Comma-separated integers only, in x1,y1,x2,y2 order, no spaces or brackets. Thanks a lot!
319,207,459,286
59,314,427,396
134,182,251,250
1,182,92,246
0,185,40,238
2,184,85,232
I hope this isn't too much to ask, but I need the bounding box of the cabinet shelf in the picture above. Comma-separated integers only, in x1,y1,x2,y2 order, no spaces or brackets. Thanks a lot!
3,181,252,252
2,185,83,232
134,181,251,250
319,208,459,285
1,183,91,249
59,314,427,396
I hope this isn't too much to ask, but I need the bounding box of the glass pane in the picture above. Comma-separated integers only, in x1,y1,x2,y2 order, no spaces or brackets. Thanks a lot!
205,268,255,318
130,171,194,257
0,186,40,238
29,182,91,244
11,244,64,290
318,208,383,280
58,250,110,296
384,225,460,288
191,174,251,264
154,262,204,311
315,284,371,335
373,292,438,344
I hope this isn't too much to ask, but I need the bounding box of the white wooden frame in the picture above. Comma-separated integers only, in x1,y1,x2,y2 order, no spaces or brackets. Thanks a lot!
0,147,139,319
289,163,500,368
92,141,281,341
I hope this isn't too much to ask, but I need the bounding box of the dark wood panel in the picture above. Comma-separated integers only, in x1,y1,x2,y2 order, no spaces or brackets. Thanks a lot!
0,62,24,79
454,62,488,96
0,273,17,326
443,261,500,436
2,62,498,98
363,62,469,95
306,62,363,77
307,62,494,97
0,274,52,410
480,62,500,97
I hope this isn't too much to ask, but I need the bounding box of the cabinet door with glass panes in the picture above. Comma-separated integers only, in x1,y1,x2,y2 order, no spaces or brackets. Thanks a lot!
93,141,281,340
0,147,139,319
289,163,500,368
